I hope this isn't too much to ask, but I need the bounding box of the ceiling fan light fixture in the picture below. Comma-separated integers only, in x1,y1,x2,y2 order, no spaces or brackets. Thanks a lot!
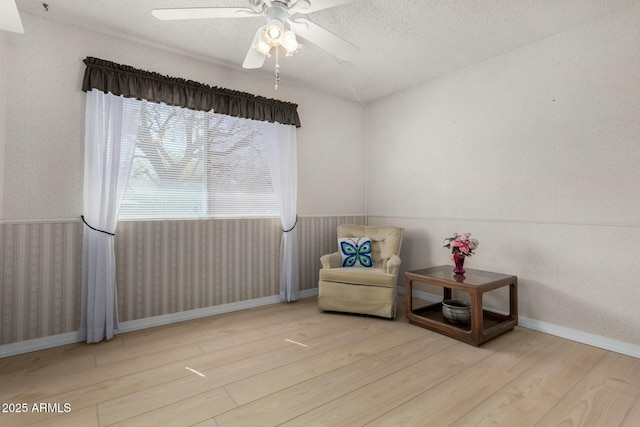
255,32,272,56
265,19,284,44
282,30,300,56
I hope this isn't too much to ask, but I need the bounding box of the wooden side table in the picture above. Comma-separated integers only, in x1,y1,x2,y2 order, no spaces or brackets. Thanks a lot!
405,265,518,346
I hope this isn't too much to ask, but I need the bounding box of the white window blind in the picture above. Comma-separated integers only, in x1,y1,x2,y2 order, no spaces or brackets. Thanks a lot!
119,101,279,219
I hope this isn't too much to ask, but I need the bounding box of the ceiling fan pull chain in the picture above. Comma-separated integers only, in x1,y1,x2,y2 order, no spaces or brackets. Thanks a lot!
275,47,280,90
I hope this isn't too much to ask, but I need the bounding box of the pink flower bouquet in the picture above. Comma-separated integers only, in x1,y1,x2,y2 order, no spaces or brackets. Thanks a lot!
443,232,479,257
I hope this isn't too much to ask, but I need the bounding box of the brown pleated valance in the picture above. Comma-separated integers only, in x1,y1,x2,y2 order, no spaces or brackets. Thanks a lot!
82,57,301,127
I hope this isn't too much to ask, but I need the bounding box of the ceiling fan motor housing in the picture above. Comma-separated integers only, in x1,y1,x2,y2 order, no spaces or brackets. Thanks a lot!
265,2,289,23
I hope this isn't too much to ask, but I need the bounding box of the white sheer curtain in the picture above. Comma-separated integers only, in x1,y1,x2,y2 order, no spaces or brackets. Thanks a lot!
262,121,299,302
80,89,141,343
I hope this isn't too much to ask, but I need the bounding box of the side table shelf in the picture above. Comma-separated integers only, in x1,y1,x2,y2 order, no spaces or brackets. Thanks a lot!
405,266,518,346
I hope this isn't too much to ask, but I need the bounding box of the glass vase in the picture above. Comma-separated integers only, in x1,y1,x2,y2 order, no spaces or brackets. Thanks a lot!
453,252,466,275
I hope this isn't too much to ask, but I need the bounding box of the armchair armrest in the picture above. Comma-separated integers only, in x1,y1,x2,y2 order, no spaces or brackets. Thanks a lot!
386,255,402,276
320,251,342,269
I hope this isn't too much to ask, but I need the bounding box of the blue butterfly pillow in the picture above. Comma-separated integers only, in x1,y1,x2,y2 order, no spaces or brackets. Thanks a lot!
338,237,373,268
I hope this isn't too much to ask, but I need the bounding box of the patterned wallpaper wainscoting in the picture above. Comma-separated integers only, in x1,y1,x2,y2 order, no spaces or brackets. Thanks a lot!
114,218,282,322
0,222,83,345
0,215,366,345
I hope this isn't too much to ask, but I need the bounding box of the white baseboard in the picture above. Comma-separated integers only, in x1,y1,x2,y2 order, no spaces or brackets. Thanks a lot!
399,287,640,359
115,295,282,334
516,317,640,359
1,291,317,358
299,288,319,298
0,330,84,358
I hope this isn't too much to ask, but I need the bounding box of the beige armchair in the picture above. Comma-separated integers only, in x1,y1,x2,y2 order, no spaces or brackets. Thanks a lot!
318,224,404,319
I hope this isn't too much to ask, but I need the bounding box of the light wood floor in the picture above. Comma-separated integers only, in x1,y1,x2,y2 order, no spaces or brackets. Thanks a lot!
1,297,640,427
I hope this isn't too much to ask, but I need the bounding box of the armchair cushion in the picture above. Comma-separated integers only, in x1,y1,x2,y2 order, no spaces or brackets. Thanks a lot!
338,237,373,267
319,267,397,288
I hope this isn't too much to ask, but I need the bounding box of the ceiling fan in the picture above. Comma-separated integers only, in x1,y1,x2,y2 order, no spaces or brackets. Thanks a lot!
152,0,359,70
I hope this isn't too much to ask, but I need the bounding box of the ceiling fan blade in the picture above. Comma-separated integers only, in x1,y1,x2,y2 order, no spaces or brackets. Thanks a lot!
152,7,257,21
0,0,25,33
289,18,358,61
243,27,267,69
304,0,357,14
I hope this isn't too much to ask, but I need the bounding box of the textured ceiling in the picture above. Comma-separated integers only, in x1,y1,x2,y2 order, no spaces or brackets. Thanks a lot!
15,0,640,102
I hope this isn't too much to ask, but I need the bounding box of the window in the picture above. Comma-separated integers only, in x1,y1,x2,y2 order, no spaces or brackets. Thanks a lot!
119,101,278,219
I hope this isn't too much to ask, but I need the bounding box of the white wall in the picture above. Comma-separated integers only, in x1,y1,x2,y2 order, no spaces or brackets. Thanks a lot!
1,13,366,220
367,5,640,345
296,92,365,216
